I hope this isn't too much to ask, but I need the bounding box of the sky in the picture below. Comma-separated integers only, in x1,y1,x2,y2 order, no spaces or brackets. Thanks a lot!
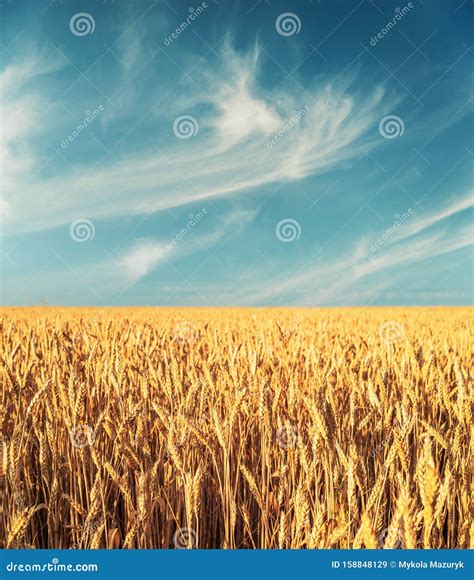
0,0,473,307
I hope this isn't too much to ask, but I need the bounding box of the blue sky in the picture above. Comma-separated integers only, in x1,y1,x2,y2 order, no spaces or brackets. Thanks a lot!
0,0,472,306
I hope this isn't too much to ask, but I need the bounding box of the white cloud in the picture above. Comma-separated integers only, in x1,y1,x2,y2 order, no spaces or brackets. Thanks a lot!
1,43,392,237
0,50,67,202
0,197,10,220
401,190,473,240
243,191,474,305
119,239,168,281
0,51,64,97
117,205,256,282
212,45,282,149
2,23,471,307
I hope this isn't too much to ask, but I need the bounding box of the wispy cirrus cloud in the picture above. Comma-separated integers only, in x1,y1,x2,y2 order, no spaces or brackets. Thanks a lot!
2,42,391,237
0,50,66,200
118,205,257,282
400,191,473,240
2,1,472,308
119,240,169,282
243,190,474,305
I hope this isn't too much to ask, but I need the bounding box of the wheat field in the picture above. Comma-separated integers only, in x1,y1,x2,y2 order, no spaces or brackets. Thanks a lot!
0,307,472,550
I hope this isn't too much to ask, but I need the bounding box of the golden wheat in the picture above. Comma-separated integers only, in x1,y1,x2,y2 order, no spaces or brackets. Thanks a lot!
0,307,471,549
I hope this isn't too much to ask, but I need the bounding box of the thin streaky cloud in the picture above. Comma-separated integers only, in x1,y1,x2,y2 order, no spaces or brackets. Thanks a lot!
244,192,474,305
399,190,474,241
